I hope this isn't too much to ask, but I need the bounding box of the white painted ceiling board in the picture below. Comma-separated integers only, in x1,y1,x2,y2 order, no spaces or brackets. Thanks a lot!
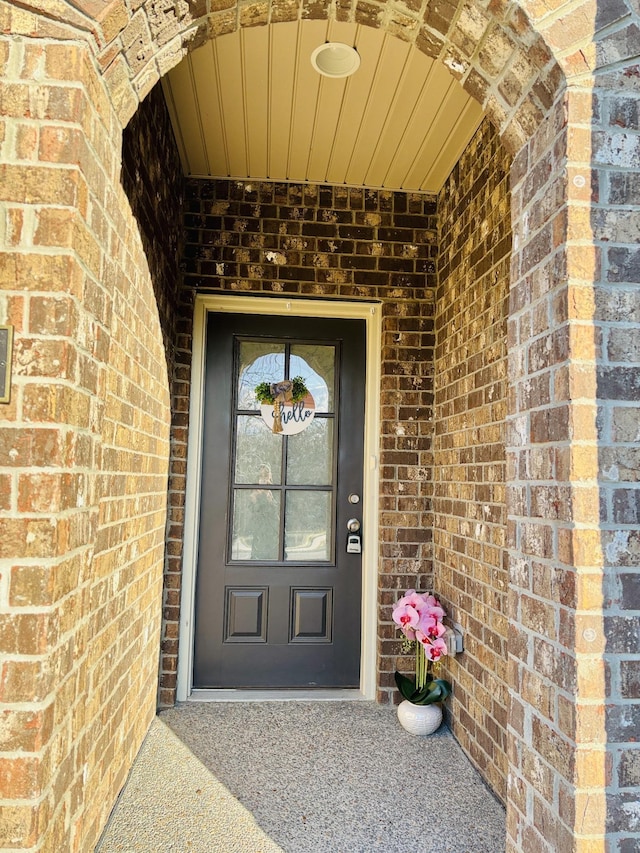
383,61,457,190
164,57,207,176
287,20,326,180
324,25,381,186
306,77,348,182
268,22,298,179
190,41,227,176
405,82,479,190
163,20,484,192
216,31,248,178
422,99,485,190
242,27,270,178
306,21,358,182
364,49,435,189
343,35,412,187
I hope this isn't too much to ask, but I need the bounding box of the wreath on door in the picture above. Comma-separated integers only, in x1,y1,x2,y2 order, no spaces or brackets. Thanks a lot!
255,377,312,434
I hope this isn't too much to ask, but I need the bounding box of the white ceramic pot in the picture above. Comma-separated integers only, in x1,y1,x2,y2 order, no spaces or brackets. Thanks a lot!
397,700,443,736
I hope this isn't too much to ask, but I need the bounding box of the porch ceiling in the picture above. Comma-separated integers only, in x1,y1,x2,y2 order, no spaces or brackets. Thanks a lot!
162,20,483,193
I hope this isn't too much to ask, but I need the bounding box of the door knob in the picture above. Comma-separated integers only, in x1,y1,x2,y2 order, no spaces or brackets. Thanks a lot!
346,518,361,533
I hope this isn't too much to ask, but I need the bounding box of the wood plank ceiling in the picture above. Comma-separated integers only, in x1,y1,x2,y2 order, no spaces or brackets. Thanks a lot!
162,20,484,193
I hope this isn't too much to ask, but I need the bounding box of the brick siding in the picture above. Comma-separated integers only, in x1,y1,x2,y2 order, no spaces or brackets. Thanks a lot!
595,70,640,849
0,39,170,852
592,73,640,853
121,84,185,709
1,1,639,851
121,82,184,367
172,176,440,706
435,119,512,800
506,95,581,853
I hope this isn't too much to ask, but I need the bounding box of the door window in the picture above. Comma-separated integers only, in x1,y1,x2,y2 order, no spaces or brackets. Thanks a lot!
230,340,337,564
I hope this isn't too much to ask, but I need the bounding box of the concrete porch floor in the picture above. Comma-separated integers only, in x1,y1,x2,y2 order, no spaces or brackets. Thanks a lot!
96,702,506,853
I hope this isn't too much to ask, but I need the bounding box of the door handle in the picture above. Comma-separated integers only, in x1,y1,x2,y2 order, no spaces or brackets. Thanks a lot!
346,518,362,553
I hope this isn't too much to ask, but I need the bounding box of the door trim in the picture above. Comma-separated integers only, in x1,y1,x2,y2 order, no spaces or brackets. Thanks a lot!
177,295,382,701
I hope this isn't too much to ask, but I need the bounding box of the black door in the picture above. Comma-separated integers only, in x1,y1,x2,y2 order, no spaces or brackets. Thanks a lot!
193,312,366,688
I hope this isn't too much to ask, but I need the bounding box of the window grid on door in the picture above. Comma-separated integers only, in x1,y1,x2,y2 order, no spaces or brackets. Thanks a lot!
228,338,339,565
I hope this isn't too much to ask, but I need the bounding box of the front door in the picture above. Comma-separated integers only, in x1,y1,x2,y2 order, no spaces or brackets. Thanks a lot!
193,312,366,688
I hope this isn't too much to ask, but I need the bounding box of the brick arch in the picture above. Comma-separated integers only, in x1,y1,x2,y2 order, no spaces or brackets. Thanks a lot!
27,0,567,152
135,5,563,153
5,0,639,851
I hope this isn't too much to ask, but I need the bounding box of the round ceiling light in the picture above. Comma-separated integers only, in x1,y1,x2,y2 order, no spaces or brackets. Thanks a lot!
310,42,361,78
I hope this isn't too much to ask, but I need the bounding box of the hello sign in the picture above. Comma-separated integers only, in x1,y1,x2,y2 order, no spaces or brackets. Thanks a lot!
255,378,317,435
260,393,315,435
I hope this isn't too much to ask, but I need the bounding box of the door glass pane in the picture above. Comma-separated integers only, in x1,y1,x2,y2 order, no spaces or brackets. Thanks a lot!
235,416,282,485
231,488,281,560
287,419,333,485
237,342,286,410
290,345,335,413
284,491,331,561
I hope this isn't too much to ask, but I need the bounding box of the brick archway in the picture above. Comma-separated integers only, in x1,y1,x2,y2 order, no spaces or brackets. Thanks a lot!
1,0,639,851
34,0,566,152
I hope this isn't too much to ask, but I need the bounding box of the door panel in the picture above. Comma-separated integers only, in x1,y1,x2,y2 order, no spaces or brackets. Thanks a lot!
193,312,366,688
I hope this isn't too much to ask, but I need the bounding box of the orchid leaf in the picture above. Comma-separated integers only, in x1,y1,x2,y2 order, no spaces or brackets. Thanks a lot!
432,678,452,700
395,671,452,705
412,684,434,703
394,671,418,701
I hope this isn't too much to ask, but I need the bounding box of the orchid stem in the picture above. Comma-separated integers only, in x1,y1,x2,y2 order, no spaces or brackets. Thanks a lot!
416,640,427,692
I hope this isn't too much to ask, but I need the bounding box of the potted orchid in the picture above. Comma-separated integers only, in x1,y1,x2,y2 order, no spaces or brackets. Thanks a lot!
392,590,452,735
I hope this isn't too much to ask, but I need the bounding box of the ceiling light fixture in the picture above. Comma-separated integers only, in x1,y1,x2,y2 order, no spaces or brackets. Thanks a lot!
310,42,361,78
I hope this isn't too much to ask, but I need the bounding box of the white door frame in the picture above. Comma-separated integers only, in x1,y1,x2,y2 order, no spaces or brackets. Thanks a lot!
176,294,381,701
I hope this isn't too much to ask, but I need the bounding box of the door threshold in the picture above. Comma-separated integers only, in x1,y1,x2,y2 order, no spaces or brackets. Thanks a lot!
187,689,367,702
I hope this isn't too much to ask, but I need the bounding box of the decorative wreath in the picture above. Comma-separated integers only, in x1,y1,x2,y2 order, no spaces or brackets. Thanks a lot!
254,376,309,404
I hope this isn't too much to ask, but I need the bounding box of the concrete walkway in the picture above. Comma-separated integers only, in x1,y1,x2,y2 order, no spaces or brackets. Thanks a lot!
97,702,505,853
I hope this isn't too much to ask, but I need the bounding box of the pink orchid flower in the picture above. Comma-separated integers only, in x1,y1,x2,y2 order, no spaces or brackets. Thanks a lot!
420,614,447,640
392,590,448,643
392,590,431,638
421,595,445,622
392,602,421,639
416,632,448,661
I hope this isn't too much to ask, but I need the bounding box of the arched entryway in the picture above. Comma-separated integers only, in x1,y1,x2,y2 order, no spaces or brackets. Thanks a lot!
0,1,637,850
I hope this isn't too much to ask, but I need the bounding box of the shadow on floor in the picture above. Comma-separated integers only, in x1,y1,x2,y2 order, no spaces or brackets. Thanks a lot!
98,701,505,853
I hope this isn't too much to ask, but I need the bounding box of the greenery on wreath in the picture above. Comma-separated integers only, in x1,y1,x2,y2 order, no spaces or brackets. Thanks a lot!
393,590,452,706
254,376,309,404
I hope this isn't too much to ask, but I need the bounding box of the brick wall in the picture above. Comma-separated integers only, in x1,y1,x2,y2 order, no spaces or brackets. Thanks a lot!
504,76,640,850
121,82,184,366
434,119,512,799
161,177,440,705
2,2,640,851
0,38,170,852
591,74,640,849
120,84,185,709
506,95,578,852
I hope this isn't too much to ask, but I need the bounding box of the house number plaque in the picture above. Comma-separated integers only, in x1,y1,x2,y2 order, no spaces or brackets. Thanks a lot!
0,325,13,404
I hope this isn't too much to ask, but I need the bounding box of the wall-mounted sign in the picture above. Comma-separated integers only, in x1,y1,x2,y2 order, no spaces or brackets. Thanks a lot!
260,393,316,435
0,325,13,404
255,377,315,435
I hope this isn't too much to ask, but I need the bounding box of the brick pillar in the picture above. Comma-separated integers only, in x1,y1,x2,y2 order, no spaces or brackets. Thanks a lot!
505,76,640,850
592,72,640,850
0,36,105,850
506,90,586,853
0,33,170,852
